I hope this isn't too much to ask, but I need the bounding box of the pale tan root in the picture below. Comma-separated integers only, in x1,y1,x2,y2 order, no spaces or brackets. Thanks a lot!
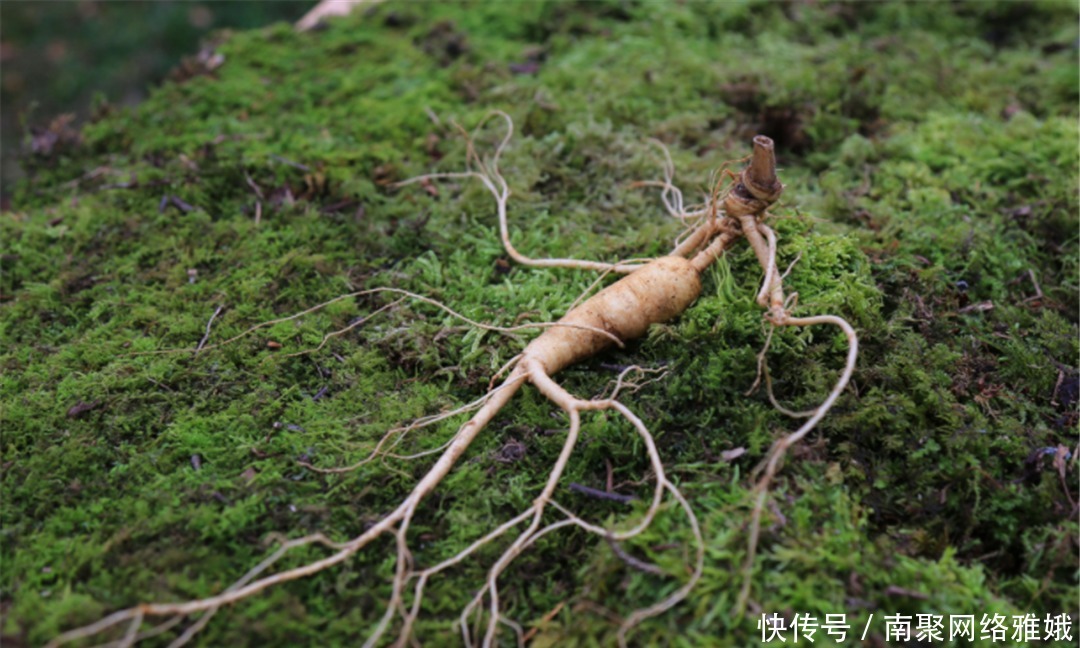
271,297,406,362
434,360,703,648
733,219,860,615
365,254,717,646
390,371,676,643
54,160,717,648
632,139,720,226
744,244,817,418
594,365,671,401
306,359,703,648
54,121,854,646
130,287,625,358
397,111,651,275
299,375,525,475
367,151,734,645
47,361,528,647
411,131,839,638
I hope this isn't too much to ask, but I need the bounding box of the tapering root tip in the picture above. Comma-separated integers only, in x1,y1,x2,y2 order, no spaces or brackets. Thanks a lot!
745,136,782,202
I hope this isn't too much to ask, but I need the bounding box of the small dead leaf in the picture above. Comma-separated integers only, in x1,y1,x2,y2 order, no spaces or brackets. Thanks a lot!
266,341,282,349
419,177,439,197
178,153,198,172
425,132,442,160
494,439,526,463
171,196,195,212
372,164,397,186
884,585,928,599
169,46,225,83
509,62,541,75
1053,444,1069,479
29,113,82,157
298,171,328,201
66,400,101,418
721,447,746,462
848,571,864,596
159,195,195,213
1001,102,1023,120
241,467,257,484
958,300,994,314
826,461,843,485
320,198,360,215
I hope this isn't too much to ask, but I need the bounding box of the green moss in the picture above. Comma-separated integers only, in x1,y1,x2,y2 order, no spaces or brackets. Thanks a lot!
2,1,1076,645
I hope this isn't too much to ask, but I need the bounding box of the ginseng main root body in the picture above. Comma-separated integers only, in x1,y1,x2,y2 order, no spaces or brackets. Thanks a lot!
50,113,858,648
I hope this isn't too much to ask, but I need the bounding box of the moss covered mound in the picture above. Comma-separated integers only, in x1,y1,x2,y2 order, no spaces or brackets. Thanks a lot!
3,2,1077,645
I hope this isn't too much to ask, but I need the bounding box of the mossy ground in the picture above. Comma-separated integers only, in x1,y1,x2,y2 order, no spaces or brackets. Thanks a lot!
2,2,1077,646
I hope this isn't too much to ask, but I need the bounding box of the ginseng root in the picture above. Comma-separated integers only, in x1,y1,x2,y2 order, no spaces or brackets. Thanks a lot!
49,112,858,647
